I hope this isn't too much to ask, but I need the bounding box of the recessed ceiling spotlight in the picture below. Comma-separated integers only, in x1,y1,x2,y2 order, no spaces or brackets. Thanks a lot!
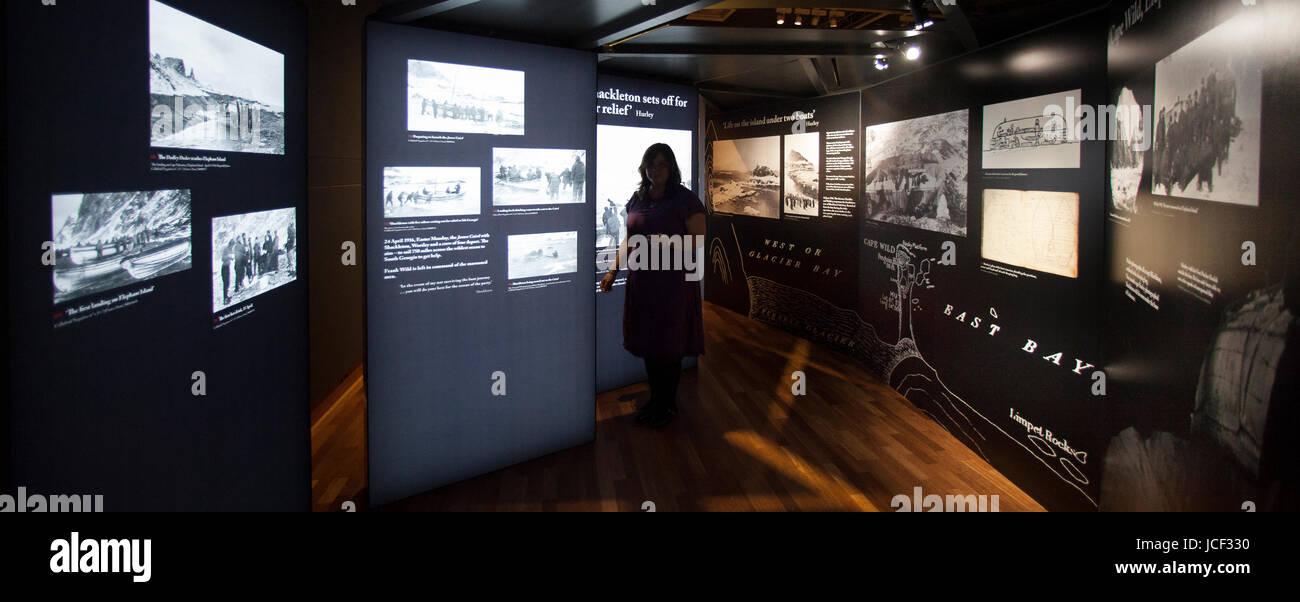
904,44,921,60
874,57,889,70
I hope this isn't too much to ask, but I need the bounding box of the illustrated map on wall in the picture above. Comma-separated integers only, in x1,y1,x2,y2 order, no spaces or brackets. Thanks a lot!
981,189,1079,279
408,59,525,136
508,231,578,280
783,131,820,217
52,190,193,306
1151,11,1262,206
863,109,969,236
212,207,298,313
596,125,693,249
707,223,1098,507
981,90,1080,170
1110,85,1146,214
149,0,285,155
492,148,586,206
383,166,481,218
710,136,780,219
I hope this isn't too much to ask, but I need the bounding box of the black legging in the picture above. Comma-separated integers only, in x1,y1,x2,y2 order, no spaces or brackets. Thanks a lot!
644,357,683,411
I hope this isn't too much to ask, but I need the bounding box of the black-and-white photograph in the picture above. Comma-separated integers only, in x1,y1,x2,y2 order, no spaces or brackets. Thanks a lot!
709,136,780,219
1151,11,1262,206
383,166,481,218
1110,86,1145,214
596,124,693,249
408,59,525,136
863,109,969,236
52,190,193,305
507,231,578,280
149,0,285,155
212,207,298,313
783,131,819,217
492,148,587,206
981,90,1079,169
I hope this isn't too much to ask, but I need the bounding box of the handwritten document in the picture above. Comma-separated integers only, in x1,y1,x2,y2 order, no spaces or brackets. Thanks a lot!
981,189,1079,279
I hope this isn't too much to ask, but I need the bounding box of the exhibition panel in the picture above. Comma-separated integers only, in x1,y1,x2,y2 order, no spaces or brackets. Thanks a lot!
6,0,309,510
857,11,1108,513
704,91,864,349
365,22,597,507
703,12,1109,511
1101,0,1300,511
595,74,700,393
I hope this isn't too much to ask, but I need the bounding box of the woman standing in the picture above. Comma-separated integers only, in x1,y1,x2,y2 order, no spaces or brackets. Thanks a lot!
600,143,706,428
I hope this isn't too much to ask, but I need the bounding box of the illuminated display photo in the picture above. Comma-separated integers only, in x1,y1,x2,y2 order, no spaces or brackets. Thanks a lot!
507,231,578,280
52,190,193,305
212,207,298,313
709,136,780,219
408,59,525,136
595,124,692,249
492,147,587,206
383,166,481,218
149,0,285,155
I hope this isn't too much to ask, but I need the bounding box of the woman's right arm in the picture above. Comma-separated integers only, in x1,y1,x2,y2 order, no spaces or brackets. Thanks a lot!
601,232,630,293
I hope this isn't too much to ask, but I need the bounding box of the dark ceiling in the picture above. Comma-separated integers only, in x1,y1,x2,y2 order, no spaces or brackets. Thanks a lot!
375,0,1110,109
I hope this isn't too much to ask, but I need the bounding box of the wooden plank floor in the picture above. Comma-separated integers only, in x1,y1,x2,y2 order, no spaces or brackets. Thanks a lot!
311,301,1045,511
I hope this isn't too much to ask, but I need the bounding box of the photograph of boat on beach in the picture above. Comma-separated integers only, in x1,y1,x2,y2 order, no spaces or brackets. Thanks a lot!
51,189,193,306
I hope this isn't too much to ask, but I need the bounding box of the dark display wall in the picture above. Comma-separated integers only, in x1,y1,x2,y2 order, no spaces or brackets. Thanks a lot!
856,12,1108,512
595,74,699,393
6,0,309,510
703,12,1109,511
1100,0,1300,511
366,22,596,507
704,91,864,356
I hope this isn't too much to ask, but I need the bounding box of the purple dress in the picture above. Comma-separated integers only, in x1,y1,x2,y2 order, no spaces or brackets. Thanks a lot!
623,183,706,360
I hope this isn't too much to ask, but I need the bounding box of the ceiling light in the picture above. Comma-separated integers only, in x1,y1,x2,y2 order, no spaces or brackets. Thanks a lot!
874,57,889,70
904,44,921,60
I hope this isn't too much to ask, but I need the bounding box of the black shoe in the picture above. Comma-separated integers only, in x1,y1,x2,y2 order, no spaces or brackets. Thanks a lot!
635,399,660,423
646,404,677,429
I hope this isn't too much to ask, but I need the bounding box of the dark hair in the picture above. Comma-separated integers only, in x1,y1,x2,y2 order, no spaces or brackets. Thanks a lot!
637,143,682,199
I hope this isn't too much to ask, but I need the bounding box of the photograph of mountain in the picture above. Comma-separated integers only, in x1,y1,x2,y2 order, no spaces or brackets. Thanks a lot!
408,59,525,136
864,109,969,236
149,0,285,155
383,166,481,218
508,231,578,280
492,148,586,206
212,207,298,313
1151,11,1262,206
783,132,819,217
709,136,780,219
51,190,193,305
